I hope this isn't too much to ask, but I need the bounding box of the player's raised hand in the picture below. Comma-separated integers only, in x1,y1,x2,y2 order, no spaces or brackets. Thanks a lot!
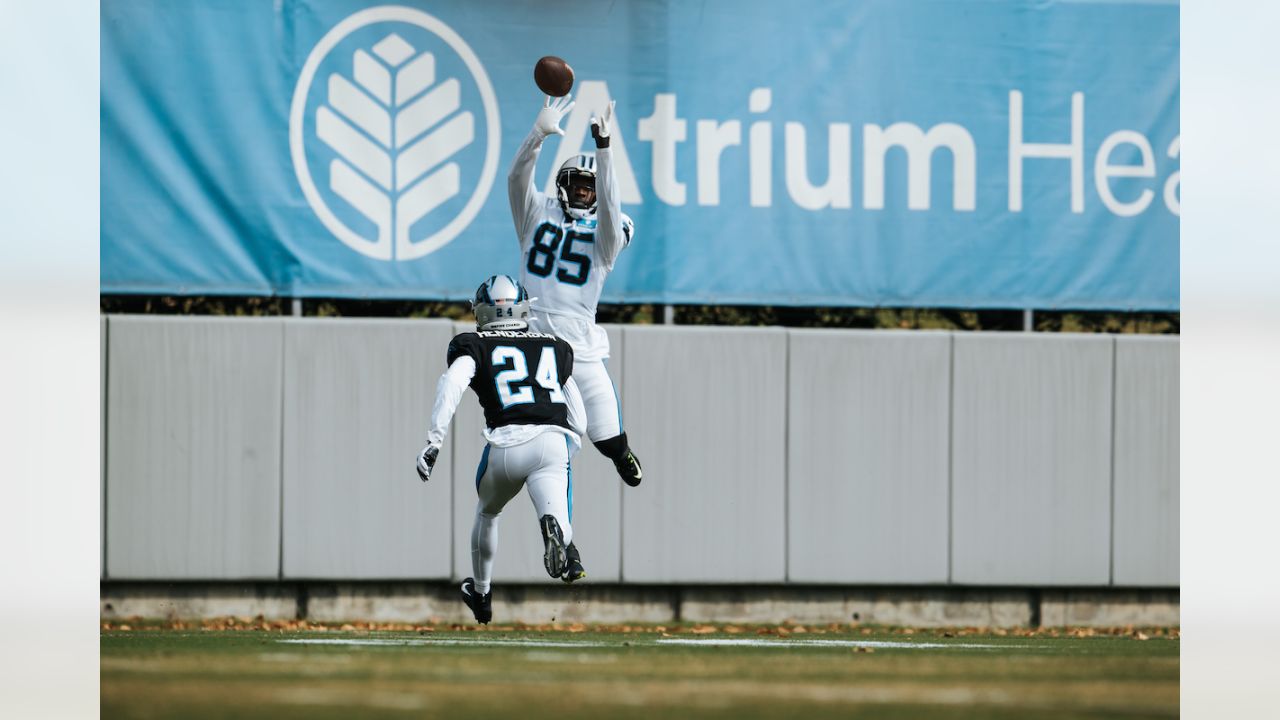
416,444,439,483
534,95,575,138
590,100,615,148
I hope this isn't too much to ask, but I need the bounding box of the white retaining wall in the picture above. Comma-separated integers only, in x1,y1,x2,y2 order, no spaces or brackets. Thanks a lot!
101,316,1179,588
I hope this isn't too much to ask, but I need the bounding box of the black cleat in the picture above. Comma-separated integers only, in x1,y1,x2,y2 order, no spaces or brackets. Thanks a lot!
561,542,587,583
614,450,643,487
460,577,492,624
540,514,568,579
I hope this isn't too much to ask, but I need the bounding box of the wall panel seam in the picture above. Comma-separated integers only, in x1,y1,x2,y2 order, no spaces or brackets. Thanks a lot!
1108,337,1118,586
277,320,288,580
783,330,791,583
617,327,626,582
102,316,110,580
946,332,955,583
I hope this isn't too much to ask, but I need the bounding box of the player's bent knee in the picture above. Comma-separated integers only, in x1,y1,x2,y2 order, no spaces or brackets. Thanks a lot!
587,422,621,445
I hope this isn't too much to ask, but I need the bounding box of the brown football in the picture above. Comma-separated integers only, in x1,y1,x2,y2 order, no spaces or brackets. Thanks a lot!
534,56,574,97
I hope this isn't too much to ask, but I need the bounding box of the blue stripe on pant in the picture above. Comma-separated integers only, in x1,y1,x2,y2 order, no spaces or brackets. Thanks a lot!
474,444,491,491
565,436,573,522
604,358,623,433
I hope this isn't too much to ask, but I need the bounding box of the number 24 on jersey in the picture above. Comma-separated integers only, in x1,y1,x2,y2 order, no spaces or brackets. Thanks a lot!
492,345,566,408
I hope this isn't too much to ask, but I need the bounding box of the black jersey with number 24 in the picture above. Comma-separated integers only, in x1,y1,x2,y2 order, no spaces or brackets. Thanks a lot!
447,330,575,432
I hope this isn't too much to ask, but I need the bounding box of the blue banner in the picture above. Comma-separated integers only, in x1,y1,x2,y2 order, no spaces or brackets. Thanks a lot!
101,0,1179,309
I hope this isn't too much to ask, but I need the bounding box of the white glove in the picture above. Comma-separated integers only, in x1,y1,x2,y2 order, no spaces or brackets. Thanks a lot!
590,100,615,147
620,212,635,247
534,95,575,138
416,444,439,483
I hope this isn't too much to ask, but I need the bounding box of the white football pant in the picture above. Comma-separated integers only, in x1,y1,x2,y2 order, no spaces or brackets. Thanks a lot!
471,431,574,593
525,313,625,443
573,359,623,444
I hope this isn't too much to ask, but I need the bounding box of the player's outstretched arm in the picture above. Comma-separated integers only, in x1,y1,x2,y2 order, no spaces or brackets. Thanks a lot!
508,95,575,245
417,355,477,482
590,101,629,270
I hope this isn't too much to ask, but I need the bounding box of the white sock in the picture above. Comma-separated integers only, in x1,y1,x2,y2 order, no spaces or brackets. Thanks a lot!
471,512,499,595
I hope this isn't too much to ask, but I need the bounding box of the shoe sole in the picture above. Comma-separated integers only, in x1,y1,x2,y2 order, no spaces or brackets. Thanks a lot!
540,515,567,579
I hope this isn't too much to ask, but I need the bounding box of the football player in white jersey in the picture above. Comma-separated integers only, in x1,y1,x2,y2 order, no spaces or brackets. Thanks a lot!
507,95,643,488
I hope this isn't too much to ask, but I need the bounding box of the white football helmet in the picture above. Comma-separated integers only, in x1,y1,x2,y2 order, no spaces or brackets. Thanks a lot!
555,154,597,220
473,275,531,331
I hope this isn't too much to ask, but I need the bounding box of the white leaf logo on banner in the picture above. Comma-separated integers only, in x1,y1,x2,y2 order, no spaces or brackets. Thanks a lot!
290,7,501,262
317,34,473,257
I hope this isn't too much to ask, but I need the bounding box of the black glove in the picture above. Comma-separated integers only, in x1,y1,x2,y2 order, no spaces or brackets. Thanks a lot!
590,100,614,149
590,121,609,148
416,444,439,483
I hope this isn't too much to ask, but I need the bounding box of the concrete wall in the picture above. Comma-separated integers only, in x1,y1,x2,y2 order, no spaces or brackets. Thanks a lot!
951,335,1114,586
280,319,455,580
621,326,789,583
105,317,283,579
1111,337,1179,587
100,581,1181,628
787,330,951,584
102,316,1179,588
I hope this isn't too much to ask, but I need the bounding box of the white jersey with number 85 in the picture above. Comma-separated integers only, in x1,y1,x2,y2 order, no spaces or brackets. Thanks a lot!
507,132,633,362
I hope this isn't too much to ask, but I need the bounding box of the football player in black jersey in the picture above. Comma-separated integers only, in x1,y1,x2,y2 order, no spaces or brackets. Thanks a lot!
416,275,589,624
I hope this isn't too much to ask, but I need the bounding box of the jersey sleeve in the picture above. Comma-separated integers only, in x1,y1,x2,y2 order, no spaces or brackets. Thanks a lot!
507,130,550,251
446,333,483,368
425,355,477,448
593,145,629,271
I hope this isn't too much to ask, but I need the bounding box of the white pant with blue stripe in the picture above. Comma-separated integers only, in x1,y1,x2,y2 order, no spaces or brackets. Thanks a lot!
526,313,624,444
471,430,574,591
572,359,623,443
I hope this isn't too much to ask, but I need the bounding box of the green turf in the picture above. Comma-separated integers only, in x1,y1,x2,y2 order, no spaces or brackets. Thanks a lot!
101,626,1178,719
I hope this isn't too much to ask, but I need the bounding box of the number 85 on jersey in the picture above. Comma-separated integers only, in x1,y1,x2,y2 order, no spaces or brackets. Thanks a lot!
525,222,593,286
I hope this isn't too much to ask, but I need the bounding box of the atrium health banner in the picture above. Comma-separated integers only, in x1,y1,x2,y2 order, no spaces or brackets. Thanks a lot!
101,0,1179,309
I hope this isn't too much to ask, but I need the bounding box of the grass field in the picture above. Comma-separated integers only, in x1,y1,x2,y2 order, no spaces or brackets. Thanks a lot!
101,622,1179,719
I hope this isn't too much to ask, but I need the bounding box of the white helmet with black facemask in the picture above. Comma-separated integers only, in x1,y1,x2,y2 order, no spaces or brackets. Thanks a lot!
555,154,597,221
473,275,532,331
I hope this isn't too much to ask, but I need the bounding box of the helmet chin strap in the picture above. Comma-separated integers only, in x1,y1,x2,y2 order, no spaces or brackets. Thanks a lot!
562,204,594,221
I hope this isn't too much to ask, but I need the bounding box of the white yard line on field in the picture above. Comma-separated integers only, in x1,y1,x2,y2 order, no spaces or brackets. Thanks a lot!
279,637,616,649
278,636,1029,650
654,637,1023,649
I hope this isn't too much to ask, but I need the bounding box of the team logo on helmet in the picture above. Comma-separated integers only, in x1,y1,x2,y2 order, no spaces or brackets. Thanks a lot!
290,6,501,262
